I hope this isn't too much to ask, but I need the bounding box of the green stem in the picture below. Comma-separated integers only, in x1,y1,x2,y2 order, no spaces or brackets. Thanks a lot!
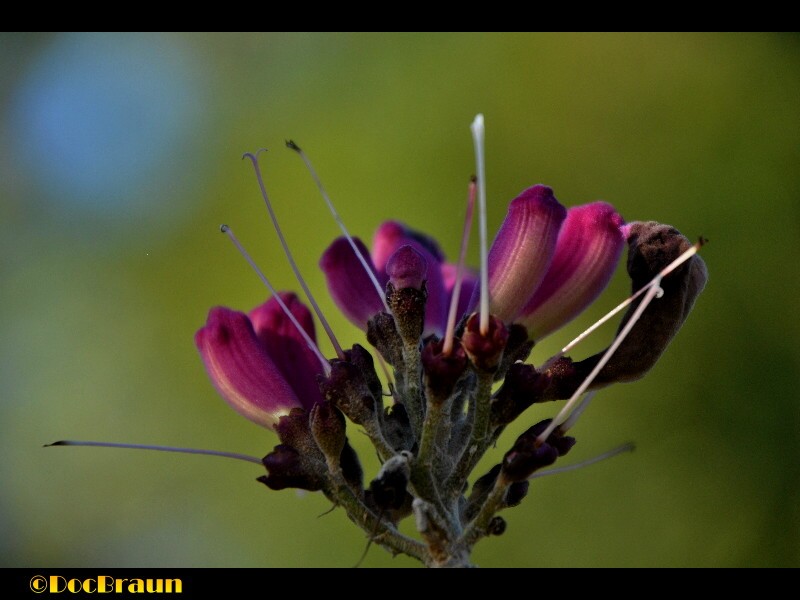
459,475,509,549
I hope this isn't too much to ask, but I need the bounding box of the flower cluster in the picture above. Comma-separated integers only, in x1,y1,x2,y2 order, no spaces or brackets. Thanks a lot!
195,125,707,567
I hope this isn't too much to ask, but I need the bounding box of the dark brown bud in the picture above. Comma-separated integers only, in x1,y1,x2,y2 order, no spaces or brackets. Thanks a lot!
545,222,708,398
345,344,383,401
258,444,326,491
491,362,551,426
501,419,575,482
504,480,529,508
318,360,376,425
339,439,363,491
494,323,534,380
464,464,501,521
382,402,415,452
367,312,404,368
488,516,507,536
309,401,346,463
274,408,323,460
386,282,427,347
369,452,412,511
462,313,509,372
421,337,469,403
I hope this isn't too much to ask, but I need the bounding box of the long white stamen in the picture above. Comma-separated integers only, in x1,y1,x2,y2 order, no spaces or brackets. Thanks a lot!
45,440,262,465
536,277,664,445
470,114,489,336
443,177,477,356
529,442,635,480
221,225,332,376
559,390,596,432
243,151,345,360
286,141,390,313
543,240,703,369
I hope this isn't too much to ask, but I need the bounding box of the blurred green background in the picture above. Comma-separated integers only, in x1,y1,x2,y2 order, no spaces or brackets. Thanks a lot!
1,32,798,568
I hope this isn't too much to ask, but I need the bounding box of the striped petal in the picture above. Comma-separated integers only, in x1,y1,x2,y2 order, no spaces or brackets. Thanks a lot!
195,307,302,430
249,292,325,410
518,202,625,340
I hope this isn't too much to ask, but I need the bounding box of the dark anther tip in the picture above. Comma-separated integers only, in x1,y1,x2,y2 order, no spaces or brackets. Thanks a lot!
219,224,229,233
285,140,301,152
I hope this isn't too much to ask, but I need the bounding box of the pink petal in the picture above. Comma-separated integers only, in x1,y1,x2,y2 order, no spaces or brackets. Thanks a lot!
195,307,302,429
319,236,384,330
482,185,567,322
518,202,625,340
249,292,325,410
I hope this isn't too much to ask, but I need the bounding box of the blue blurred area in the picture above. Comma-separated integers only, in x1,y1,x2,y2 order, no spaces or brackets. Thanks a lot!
9,32,206,222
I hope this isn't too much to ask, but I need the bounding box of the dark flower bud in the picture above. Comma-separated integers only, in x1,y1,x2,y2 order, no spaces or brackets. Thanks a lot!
383,402,415,452
494,323,534,380
464,464,501,521
274,408,323,460
309,401,346,463
318,360,376,426
504,480,529,508
386,244,427,291
488,516,507,536
339,439,363,491
367,312,404,368
501,419,573,482
421,337,468,403
364,489,414,524
545,222,708,397
462,313,509,372
345,344,383,401
258,444,326,492
369,452,412,511
491,362,551,426
386,282,427,348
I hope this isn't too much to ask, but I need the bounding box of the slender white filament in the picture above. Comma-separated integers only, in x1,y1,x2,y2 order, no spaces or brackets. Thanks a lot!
443,178,476,356
243,151,345,360
470,115,489,335
536,277,664,445
529,443,635,480
287,141,390,313
221,225,331,376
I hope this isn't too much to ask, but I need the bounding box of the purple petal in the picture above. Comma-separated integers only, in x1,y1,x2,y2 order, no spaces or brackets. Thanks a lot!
442,263,479,323
195,307,302,429
249,292,325,410
481,185,567,322
518,202,625,339
319,237,384,330
372,221,448,336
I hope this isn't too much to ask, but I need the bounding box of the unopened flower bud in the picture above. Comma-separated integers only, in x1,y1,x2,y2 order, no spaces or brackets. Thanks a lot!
462,313,509,372
369,451,412,511
258,444,326,492
386,249,428,345
382,403,415,452
309,401,347,463
344,344,383,401
319,360,376,425
387,244,427,291
488,516,507,536
367,312,403,368
491,362,550,426
421,337,468,403
274,408,323,460
501,419,575,481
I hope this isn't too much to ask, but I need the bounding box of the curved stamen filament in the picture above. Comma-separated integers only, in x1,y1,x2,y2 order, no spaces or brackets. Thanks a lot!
470,114,489,336
221,225,332,376
559,390,596,432
286,140,389,313
243,151,345,360
536,277,664,445
45,440,263,465
443,177,477,356
529,442,635,480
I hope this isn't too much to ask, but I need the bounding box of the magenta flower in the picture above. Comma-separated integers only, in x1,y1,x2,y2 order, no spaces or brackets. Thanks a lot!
322,185,626,346
195,293,324,429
